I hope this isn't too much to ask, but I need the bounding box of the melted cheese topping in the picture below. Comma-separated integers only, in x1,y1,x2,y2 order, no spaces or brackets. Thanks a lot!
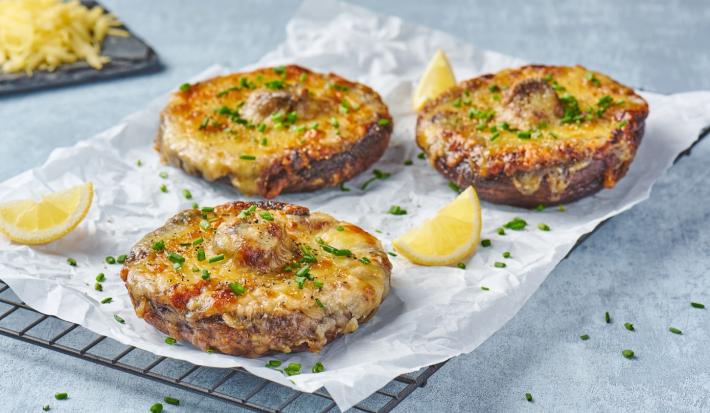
159,66,390,195
417,65,648,194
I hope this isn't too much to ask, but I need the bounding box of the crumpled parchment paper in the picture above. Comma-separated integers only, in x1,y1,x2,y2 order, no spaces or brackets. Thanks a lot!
1,0,709,410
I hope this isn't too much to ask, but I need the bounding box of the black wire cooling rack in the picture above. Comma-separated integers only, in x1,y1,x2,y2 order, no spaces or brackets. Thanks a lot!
0,280,442,413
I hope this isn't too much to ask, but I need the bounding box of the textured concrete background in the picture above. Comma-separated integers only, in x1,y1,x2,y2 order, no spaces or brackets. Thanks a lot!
1,0,710,412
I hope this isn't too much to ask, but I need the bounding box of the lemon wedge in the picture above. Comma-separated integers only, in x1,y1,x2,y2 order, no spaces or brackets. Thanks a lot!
393,186,482,266
413,49,457,111
0,182,93,245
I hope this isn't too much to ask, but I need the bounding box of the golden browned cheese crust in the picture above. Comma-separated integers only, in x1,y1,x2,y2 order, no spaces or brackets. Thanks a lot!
416,65,649,207
157,65,392,198
121,201,391,357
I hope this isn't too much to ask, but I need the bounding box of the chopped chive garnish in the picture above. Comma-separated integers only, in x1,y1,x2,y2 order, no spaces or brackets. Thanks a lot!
691,302,705,309
150,403,163,413
201,206,215,212
201,269,210,280
117,254,127,264
580,334,590,340
319,243,352,257
525,392,533,402
502,251,511,258
196,249,206,261
209,254,225,263
558,205,567,212
283,363,301,376
481,239,491,247
480,286,490,291
164,396,180,406
448,181,461,193
624,322,634,331
456,263,466,269
339,183,350,192
315,298,325,308
152,240,165,251
312,361,325,373
622,349,634,359
361,169,392,190
179,83,191,92
494,262,506,268
273,65,286,75
159,171,168,179
96,273,106,282
377,118,391,126
238,205,257,218
387,251,397,257
167,252,185,264
503,217,527,230
336,225,344,231
404,159,413,166
105,256,116,264
136,159,142,167
67,258,77,266
265,80,285,90
669,327,682,335
240,154,256,160
160,184,168,193
417,152,426,159
605,311,611,323
114,314,125,324
182,189,192,199
43,405,50,411
101,297,113,304
488,84,501,93
260,211,274,221
534,204,545,212
359,257,371,264
192,237,204,246
266,359,282,368
388,205,407,215
313,279,324,289
165,337,177,345
517,131,531,139
496,227,505,236
229,282,245,296
538,223,551,231
94,283,103,292
54,393,68,400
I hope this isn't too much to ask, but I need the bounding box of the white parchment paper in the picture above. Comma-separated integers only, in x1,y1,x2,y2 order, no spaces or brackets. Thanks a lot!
2,0,710,410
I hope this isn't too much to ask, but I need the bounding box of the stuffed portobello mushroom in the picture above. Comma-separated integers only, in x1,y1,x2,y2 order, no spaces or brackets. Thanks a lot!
416,65,649,207
157,65,393,198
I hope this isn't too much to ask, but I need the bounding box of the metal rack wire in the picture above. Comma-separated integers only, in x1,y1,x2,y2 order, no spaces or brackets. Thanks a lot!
0,280,442,413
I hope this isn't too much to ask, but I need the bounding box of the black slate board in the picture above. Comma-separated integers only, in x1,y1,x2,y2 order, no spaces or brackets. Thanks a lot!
0,1,160,96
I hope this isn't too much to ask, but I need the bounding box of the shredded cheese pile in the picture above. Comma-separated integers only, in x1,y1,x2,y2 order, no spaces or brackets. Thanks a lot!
0,0,128,74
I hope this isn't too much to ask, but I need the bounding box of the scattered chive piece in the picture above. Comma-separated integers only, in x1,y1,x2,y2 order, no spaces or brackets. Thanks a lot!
622,349,634,359
448,181,461,193
182,189,192,199
136,160,142,167
259,211,274,221
114,314,125,324
517,130,531,139
201,269,210,280
117,254,127,264
208,254,225,263
199,116,210,130
67,258,77,266
494,262,506,268
503,251,511,258
164,397,180,406
201,206,215,212
283,363,301,376
456,263,466,270
192,237,204,246
238,205,257,218
94,283,103,292
159,171,168,179
605,311,611,323
312,361,325,373
266,360,282,368
339,183,350,192
361,169,392,190
691,302,705,309
165,337,177,345
196,249,205,261
313,279,324,289
336,225,344,231
240,154,256,161
558,205,567,212
152,240,165,251
580,334,590,341
96,273,106,282
534,204,545,212
273,65,286,75
377,118,391,126
480,286,490,291
359,257,371,264
624,322,634,331
160,184,167,193
54,393,68,400
229,282,245,296
315,298,325,309
167,252,185,264
538,223,551,231
503,217,527,230
404,159,413,166
105,256,116,264
101,297,113,304
179,83,191,92
669,327,682,335
417,152,426,159
387,251,397,257
496,227,506,236
481,239,492,247
388,205,407,215
150,403,163,413
525,392,533,402
43,405,50,411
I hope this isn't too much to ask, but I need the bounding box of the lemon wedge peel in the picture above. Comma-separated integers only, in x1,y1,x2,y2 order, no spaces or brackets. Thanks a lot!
0,182,93,245
393,186,482,266
413,49,457,111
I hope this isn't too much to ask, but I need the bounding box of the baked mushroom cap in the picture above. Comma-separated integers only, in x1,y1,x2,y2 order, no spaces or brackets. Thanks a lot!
416,65,649,207
157,65,393,198
120,201,391,357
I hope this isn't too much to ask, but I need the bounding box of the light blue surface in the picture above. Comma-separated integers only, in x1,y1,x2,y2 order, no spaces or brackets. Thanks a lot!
1,1,710,411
